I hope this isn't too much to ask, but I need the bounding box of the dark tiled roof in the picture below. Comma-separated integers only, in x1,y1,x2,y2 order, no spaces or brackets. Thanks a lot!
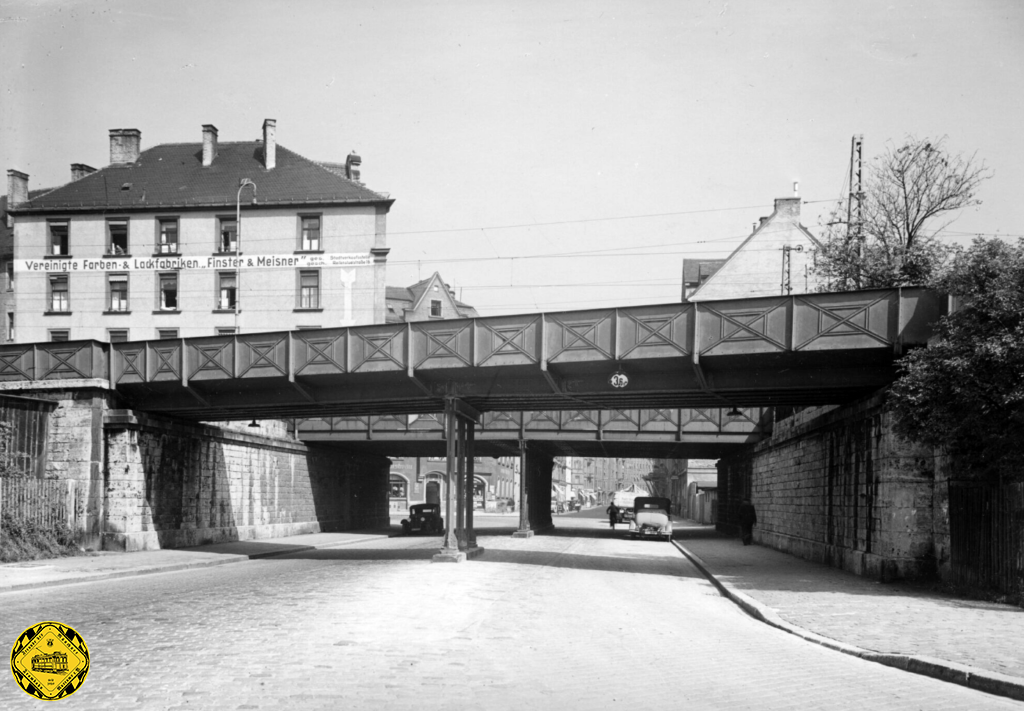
682,258,726,285
385,285,414,302
13,142,391,213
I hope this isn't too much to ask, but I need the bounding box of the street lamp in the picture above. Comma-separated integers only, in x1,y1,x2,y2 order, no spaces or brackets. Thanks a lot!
235,178,257,330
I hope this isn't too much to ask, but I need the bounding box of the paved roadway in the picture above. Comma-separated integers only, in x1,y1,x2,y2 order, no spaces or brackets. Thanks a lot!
2,510,1020,711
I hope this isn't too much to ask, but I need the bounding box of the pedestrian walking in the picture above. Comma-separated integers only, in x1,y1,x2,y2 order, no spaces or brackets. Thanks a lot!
738,499,757,545
606,502,619,528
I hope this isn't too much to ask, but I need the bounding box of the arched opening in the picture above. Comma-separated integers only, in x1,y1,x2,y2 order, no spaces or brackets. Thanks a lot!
424,472,445,505
389,473,409,514
473,476,487,510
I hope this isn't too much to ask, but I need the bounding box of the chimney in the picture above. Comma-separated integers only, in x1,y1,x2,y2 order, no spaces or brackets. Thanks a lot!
774,197,801,221
202,124,218,166
71,163,97,181
109,129,141,164
6,169,28,228
7,169,29,208
262,119,276,170
345,150,362,183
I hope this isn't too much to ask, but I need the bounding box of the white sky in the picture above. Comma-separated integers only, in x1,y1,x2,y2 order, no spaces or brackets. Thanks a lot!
2,0,1022,316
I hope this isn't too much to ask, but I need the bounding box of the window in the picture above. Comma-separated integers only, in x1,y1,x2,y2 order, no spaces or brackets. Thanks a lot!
107,273,129,312
107,219,129,255
298,270,319,309
389,475,407,498
49,329,70,342
218,272,237,310
216,327,236,335
157,328,179,339
430,299,442,317
159,273,178,310
108,329,129,343
6,313,13,342
218,217,237,253
299,215,321,251
296,325,322,330
5,261,12,291
48,221,69,256
157,218,179,254
48,275,69,312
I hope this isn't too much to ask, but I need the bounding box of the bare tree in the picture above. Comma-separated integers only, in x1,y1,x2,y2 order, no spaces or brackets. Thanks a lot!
814,136,991,290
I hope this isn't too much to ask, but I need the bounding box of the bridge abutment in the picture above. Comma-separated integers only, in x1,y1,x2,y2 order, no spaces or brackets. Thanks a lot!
2,385,390,551
717,391,947,582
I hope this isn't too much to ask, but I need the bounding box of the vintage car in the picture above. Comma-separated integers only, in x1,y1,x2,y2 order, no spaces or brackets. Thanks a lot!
401,503,444,535
628,497,673,541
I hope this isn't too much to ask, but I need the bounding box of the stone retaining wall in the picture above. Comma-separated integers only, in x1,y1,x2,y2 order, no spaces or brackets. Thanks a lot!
718,392,942,581
4,386,389,551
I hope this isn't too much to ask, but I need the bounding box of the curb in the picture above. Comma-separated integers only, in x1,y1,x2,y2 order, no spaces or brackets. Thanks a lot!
672,540,1024,704
0,534,391,595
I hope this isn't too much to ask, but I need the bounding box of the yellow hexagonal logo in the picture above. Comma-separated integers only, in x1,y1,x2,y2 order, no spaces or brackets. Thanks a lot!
10,621,90,701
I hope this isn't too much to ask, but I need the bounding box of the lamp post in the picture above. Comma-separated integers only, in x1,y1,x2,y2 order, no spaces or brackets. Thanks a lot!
235,178,257,331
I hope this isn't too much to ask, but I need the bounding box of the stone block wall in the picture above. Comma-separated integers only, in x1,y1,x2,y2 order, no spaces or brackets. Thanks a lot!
718,392,941,581
103,411,390,551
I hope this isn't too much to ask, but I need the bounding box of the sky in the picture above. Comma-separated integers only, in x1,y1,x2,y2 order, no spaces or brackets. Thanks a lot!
2,0,1023,316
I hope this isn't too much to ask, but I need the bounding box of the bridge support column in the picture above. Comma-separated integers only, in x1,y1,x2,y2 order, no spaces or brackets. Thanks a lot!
455,417,466,548
433,399,465,563
513,440,533,538
433,397,480,563
464,422,481,553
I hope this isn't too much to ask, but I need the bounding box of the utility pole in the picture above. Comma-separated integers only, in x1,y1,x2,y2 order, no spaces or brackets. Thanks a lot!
846,134,864,248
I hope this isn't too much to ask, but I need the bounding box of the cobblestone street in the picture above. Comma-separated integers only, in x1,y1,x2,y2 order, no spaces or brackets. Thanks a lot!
2,515,1021,710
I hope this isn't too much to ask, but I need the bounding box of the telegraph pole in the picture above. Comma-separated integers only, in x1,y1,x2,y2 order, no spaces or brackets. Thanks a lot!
847,134,864,248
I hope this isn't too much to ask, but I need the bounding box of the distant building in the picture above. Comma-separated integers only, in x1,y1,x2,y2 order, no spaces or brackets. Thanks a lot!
5,120,394,343
385,271,478,323
388,454,518,514
681,258,726,300
685,197,822,302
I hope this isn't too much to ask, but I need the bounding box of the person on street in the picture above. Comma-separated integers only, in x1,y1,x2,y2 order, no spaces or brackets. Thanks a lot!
738,499,757,545
606,502,619,528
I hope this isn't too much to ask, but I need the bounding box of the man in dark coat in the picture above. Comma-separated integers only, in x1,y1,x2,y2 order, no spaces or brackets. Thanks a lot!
738,499,757,545
606,502,619,528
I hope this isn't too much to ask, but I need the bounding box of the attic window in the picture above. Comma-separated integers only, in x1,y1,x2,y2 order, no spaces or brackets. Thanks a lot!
120,183,132,191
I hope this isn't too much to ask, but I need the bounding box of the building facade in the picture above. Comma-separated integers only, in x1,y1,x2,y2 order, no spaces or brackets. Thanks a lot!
385,271,479,323
685,197,822,302
387,455,519,514
5,121,393,343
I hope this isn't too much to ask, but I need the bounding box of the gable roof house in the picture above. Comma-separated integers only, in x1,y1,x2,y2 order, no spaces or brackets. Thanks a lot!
385,272,479,323
5,120,394,343
686,197,823,302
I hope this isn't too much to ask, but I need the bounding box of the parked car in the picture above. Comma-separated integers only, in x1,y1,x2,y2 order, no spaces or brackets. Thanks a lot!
401,503,443,535
629,497,673,541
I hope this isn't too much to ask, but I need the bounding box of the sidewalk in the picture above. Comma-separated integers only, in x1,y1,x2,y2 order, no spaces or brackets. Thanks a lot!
0,530,392,593
674,523,1024,704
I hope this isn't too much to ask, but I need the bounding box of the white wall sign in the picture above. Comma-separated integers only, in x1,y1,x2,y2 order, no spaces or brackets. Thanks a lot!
15,252,373,272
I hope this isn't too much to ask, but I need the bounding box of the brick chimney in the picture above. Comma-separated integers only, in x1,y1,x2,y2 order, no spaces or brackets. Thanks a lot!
202,124,218,167
262,119,276,170
345,150,362,183
774,197,801,221
71,163,97,181
109,129,141,164
6,169,28,228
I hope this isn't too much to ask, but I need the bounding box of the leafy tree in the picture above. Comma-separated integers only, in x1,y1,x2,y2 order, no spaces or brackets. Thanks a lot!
815,137,990,290
889,238,1024,479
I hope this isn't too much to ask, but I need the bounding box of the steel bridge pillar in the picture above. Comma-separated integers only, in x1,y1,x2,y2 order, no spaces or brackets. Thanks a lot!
433,397,481,563
513,440,533,538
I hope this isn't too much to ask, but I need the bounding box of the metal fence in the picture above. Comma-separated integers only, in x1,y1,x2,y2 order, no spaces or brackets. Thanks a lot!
948,481,1024,598
0,478,76,529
